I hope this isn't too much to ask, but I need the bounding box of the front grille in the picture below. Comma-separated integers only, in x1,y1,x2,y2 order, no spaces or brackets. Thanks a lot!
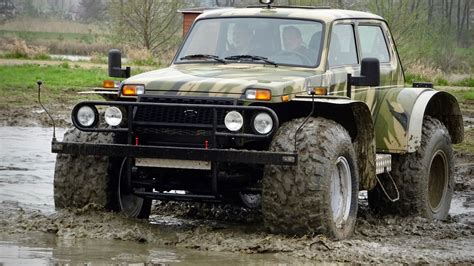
139,127,211,136
134,96,238,126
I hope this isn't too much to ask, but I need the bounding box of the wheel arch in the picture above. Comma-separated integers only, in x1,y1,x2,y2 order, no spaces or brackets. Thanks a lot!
408,91,463,152
274,99,377,190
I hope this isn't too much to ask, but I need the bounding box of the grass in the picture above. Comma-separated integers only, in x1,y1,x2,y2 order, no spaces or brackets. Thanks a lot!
0,64,112,105
441,87,474,102
454,128,474,154
405,72,474,88
0,30,96,43
0,17,102,34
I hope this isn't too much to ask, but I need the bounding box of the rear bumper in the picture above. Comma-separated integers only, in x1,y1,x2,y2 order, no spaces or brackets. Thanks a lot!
52,140,298,166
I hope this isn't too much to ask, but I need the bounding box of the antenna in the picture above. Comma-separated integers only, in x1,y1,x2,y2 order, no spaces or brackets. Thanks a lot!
37,80,57,141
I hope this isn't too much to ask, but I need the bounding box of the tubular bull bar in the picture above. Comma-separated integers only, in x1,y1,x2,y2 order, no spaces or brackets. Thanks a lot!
52,100,298,166
51,100,298,202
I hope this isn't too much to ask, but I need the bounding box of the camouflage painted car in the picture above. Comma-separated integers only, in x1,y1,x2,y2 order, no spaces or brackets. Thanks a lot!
52,2,463,239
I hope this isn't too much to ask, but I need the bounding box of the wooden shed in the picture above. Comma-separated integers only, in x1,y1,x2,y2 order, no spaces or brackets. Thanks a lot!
179,7,230,37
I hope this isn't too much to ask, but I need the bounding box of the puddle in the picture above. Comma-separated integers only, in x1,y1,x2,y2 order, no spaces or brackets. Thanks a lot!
0,127,64,213
0,232,297,265
0,127,309,264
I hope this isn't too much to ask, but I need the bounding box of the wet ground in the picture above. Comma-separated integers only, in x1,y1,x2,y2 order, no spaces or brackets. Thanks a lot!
0,126,473,264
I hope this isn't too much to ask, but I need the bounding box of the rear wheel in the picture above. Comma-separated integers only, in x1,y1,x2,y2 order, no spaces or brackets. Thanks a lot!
368,116,454,219
262,117,359,239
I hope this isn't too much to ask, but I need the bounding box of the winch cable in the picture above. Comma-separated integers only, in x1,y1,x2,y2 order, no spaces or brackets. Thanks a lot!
37,80,57,141
293,91,315,153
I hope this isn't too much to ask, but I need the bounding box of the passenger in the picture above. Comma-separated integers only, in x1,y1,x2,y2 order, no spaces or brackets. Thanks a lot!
282,26,311,59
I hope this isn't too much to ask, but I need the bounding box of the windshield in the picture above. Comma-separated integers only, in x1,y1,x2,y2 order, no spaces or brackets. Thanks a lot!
175,17,324,68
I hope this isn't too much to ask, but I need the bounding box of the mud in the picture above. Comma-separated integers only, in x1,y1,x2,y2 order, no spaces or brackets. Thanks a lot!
0,104,71,128
0,123,473,263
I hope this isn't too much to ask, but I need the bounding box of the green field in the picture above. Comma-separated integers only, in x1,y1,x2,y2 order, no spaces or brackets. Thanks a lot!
0,64,111,105
0,30,96,42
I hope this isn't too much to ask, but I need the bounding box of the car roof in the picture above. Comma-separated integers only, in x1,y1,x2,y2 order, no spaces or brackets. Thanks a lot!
197,7,384,23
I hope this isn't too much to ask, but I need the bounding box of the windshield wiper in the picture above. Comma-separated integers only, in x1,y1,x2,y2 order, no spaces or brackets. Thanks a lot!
180,54,226,64
225,55,278,67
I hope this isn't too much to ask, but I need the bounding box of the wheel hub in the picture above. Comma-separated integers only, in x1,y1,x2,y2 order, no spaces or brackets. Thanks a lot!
330,156,352,229
118,158,146,217
428,150,448,212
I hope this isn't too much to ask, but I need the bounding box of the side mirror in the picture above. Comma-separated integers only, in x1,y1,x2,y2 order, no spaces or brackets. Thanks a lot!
108,49,131,78
350,58,380,86
346,58,380,97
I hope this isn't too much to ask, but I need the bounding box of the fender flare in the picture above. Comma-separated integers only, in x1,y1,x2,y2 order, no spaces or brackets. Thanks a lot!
290,98,377,190
408,91,463,152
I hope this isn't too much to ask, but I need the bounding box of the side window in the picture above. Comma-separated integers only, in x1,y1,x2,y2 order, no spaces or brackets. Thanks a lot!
358,26,390,63
328,24,358,67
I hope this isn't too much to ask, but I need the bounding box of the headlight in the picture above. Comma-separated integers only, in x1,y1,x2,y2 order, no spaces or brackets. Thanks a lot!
253,112,273,134
76,106,97,127
224,111,243,131
104,106,123,126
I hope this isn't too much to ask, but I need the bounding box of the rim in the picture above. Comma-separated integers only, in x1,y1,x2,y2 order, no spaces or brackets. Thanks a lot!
239,192,261,208
118,158,145,217
330,156,352,229
428,150,448,212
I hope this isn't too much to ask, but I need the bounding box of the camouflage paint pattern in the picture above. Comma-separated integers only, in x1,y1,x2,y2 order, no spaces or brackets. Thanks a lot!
121,7,460,157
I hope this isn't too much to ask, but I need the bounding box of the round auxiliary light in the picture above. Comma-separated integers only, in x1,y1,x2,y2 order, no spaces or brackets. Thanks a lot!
76,105,97,127
224,111,244,132
104,106,123,126
259,0,274,5
253,112,273,134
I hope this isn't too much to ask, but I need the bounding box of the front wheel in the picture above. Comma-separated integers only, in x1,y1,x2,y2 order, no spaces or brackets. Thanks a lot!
262,117,359,240
117,158,152,219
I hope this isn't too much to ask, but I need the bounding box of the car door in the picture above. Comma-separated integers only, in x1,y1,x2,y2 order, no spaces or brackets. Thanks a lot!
325,21,360,97
352,20,405,116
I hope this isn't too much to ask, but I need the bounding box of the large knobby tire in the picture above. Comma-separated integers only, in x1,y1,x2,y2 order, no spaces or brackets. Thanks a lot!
368,116,454,220
54,127,151,219
54,127,117,210
263,117,359,240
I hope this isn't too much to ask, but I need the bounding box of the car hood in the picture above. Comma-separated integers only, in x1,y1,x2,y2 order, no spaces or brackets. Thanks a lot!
124,64,323,98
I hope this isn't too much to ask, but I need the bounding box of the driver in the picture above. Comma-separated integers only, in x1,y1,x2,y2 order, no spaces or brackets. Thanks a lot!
282,26,311,59
228,24,253,55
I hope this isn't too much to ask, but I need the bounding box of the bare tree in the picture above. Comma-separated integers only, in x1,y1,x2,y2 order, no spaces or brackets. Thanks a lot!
109,0,183,53
79,0,105,22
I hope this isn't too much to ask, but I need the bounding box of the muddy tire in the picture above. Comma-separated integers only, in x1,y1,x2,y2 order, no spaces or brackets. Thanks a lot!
262,117,359,240
54,127,118,210
117,158,152,219
368,116,454,220
54,128,152,219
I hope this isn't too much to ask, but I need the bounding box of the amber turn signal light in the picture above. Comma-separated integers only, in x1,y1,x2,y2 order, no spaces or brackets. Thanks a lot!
245,89,271,101
122,85,145,96
103,80,116,89
311,87,328,96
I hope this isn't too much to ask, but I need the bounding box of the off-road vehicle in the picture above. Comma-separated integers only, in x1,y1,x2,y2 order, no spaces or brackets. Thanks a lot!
52,1,463,239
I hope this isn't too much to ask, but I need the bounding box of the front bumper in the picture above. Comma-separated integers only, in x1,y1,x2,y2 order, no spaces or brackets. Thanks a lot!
51,140,298,166
57,99,298,166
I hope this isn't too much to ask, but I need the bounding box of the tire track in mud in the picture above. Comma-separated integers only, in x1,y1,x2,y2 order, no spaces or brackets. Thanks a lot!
1,189,473,264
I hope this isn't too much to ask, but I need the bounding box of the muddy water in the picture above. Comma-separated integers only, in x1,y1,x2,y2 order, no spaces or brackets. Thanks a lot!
0,127,62,213
0,127,306,264
1,127,473,264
